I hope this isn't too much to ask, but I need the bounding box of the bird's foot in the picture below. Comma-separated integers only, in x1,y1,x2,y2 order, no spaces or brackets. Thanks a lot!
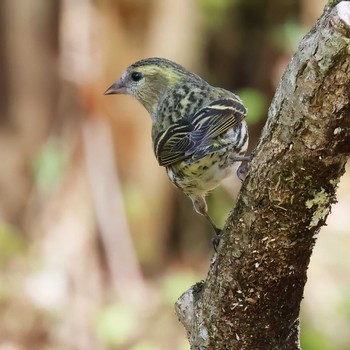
237,162,249,181
236,155,252,181
212,228,222,252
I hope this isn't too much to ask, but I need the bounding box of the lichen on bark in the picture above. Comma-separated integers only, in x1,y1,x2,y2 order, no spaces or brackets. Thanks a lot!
176,2,350,349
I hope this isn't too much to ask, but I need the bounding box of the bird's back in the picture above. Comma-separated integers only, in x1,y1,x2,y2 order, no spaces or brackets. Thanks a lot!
152,82,240,137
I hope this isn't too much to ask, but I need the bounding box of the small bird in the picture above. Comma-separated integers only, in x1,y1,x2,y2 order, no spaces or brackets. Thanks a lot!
105,57,249,243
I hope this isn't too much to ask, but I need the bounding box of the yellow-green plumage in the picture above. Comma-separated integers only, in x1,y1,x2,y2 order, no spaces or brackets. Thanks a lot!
105,57,249,238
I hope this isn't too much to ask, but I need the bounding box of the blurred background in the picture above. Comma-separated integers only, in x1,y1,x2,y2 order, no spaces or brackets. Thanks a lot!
0,0,349,349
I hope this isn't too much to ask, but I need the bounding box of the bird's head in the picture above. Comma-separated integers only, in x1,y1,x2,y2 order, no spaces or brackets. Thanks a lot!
105,57,202,116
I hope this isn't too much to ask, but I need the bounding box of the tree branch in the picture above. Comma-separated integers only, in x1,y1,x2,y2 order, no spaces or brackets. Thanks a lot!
175,2,350,349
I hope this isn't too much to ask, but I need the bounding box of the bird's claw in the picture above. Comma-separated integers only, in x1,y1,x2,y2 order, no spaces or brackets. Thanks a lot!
237,155,252,182
212,229,222,252
237,163,249,181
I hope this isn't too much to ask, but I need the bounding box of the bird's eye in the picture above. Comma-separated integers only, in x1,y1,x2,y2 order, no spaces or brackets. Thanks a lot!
131,72,143,82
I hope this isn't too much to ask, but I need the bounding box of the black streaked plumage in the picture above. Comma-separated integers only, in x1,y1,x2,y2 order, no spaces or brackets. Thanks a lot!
105,58,250,243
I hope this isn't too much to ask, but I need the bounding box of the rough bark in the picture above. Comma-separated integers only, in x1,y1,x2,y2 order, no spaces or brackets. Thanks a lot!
175,2,350,349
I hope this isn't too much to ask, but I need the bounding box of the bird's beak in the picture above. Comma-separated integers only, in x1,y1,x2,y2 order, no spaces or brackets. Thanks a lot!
104,78,126,95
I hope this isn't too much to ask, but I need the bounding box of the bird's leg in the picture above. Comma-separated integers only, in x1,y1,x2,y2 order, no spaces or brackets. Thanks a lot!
190,195,222,251
231,155,252,162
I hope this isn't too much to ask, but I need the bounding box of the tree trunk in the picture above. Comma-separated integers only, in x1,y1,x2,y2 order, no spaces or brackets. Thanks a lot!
175,1,350,349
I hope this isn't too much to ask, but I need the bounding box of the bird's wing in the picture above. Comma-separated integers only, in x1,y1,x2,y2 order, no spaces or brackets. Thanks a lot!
154,123,194,166
154,97,247,166
187,97,247,149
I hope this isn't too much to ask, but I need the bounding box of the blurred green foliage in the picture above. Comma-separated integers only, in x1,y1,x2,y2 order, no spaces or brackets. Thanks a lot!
300,327,333,350
160,270,201,304
237,88,268,125
273,20,308,53
33,138,69,194
198,0,232,29
0,222,26,267
123,184,149,222
337,293,350,321
209,187,234,228
130,341,161,350
94,271,200,349
96,302,139,346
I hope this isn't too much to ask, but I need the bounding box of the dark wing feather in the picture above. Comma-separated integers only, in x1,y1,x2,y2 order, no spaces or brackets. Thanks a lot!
154,124,194,166
154,97,247,166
